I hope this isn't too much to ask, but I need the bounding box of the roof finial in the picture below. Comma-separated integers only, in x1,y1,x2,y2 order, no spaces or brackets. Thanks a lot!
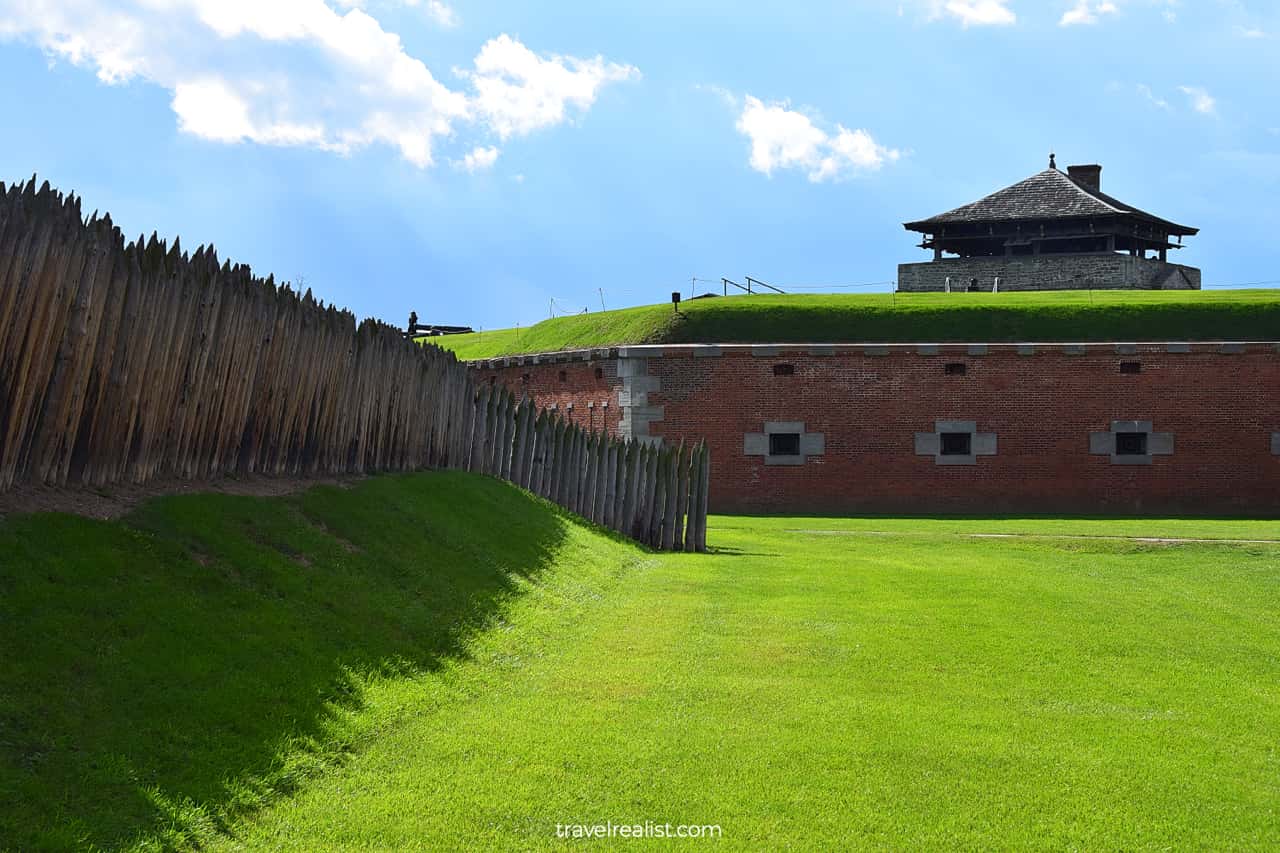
1049,151,1057,170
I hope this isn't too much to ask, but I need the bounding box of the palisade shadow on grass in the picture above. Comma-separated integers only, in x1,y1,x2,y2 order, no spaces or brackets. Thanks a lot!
0,471,594,850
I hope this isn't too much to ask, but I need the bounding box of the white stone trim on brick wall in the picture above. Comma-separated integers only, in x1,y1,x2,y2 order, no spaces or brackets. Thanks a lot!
1089,420,1174,466
616,356,663,446
914,419,997,466
744,421,825,466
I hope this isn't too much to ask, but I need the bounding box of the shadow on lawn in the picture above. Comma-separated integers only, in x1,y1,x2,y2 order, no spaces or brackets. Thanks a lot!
706,546,782,558
0,471,575,850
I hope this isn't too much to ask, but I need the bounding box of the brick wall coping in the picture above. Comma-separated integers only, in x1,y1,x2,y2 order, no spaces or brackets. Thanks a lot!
467,341,1280,368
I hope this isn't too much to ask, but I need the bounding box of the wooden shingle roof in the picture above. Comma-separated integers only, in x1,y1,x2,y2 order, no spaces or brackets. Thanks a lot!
904,167,1198,236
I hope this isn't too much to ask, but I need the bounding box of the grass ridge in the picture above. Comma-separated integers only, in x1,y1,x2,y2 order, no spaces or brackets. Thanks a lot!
428,289,1280,360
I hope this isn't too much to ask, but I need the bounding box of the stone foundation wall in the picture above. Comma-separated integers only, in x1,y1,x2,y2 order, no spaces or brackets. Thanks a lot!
897,254,1201,292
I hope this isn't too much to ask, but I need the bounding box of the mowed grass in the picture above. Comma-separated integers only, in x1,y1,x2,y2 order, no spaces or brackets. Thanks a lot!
429,288,1280,359
5,484,1280,850
427,302,684,360
224,516,1280,849
0,472,645,850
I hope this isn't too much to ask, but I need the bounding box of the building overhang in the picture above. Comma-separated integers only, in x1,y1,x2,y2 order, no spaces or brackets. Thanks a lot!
903,214,1199,239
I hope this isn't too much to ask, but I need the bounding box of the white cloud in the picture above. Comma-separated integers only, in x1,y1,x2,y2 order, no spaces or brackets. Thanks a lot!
453,144,499,172
1136,83,1170,110
734,96,902,183
1179,85,1216,115
1235,25,1268,38
815,127,902,180
171,78,259,142
736,98,827,177
421,0,459,28
0,1,636,167
1115,82,1224,117
461,34,639,140
930,0,1017,26
695,83,740,110
334,0,458,28
1060,1,1118,26
1059,0,1185,28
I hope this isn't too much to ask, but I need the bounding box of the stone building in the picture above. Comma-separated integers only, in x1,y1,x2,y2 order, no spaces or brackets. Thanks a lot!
898,156,1201,292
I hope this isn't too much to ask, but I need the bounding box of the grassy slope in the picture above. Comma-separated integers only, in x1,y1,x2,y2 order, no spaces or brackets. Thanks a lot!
430,289,1280,360
0,472,645,851
225,515,1280,850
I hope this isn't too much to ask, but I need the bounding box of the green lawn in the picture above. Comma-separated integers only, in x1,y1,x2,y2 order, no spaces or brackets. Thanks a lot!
5,478,1280,850
0,472,643,850
428,289,1280,359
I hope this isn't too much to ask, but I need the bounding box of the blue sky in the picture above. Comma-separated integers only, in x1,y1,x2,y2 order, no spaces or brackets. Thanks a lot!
1,0,1277,330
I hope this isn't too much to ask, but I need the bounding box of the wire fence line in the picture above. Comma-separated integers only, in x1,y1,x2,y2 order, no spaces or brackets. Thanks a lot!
0,177,707,551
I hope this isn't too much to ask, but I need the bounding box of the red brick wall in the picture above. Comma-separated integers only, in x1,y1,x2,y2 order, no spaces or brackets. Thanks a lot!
475,344,1280,516
474,355,623,436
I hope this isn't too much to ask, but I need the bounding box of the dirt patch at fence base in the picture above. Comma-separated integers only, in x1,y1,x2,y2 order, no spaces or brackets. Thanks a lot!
0,474,369,522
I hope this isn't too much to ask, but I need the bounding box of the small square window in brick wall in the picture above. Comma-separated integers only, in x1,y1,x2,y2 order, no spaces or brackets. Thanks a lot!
1115,432,1148,455
769,433,801,456
940,432,972,456
1120,361,1142,374
773,364,795,376
945,363,967,376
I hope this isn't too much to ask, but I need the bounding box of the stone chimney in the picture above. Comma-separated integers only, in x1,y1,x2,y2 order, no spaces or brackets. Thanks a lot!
1068,164,1102,193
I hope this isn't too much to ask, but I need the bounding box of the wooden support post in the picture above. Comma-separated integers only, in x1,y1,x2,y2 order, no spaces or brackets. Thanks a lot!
645,445,662,545
660,446,678,551
550,417,566,502
583,433,599,522
671,441,687,551
530,411,547,496
696,441,710,552
592,437,607,524
684,442,702,551
622,443,640,538
603,440,618,529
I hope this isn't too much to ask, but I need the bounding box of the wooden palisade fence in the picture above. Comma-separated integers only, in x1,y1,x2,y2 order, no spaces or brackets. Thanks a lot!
466,385,709,551
0,177,707,551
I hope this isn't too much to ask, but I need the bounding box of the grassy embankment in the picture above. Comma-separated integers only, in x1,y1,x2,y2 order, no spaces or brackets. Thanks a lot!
5,481,1280,849
429,289,1280,360
0,472,646,850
